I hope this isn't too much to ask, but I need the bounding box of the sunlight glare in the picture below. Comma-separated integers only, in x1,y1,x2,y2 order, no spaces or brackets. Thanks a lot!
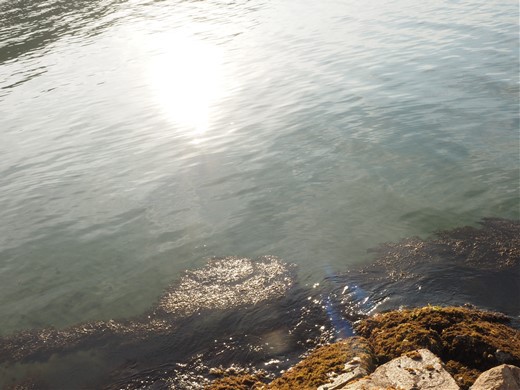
148,33,226,138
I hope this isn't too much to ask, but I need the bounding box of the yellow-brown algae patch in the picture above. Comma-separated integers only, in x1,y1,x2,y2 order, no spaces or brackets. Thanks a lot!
206,373,266,390
354,306,520,389
266,337,374,390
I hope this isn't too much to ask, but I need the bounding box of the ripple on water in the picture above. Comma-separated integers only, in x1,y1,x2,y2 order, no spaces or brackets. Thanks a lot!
1,220,519,388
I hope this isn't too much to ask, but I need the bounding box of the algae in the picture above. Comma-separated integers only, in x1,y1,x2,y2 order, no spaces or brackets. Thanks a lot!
2,219,519,389
355,306,520,389
335,218,520,323
206,372,266,390
266,337,374,390
368,218,519,274
0,257,295,366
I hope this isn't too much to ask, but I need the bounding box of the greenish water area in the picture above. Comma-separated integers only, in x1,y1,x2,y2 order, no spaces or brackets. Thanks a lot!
0,0,519,386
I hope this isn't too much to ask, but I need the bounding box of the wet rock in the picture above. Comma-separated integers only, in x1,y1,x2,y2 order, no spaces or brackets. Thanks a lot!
470,364,520,390
1,257,311,390
226,307,519,390
266,337,375,390
341,349,459,390
354,306,520,389
317,355,372,390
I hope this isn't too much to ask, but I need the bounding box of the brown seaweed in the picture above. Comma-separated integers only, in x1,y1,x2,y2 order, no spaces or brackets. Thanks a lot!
354,306,520,389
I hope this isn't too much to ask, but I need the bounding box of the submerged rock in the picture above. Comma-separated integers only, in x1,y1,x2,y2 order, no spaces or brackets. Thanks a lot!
342,349,459,390
470,364,520,390
2,218,519,389
370,218,520,271
331,218,520,318
0,256,296,366
1,257,316,390
157,256,295,317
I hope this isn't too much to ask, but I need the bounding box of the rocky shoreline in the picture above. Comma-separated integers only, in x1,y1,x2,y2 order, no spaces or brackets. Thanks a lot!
2,219,519,389
208,306,520,390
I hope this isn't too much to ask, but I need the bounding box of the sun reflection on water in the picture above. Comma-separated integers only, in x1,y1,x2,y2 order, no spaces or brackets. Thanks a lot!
147,33,226,139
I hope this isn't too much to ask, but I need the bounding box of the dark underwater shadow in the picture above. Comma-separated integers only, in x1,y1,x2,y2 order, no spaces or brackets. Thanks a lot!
326,218,520,325
0,256,334,389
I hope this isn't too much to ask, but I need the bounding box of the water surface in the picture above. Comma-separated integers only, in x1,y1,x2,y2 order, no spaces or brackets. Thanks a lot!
0,0,518,345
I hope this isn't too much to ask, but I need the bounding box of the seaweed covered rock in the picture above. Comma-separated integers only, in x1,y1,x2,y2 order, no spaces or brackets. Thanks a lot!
355,306,520,389
266,337,375,390
206,372,266,390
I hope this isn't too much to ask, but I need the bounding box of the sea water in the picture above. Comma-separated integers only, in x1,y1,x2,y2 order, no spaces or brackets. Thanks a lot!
0,0,518,341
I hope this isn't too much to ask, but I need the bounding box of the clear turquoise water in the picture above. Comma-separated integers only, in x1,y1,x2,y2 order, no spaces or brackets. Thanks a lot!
0,0,518,338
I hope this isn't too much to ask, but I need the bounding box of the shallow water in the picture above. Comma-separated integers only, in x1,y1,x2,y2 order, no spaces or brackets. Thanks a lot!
0,220,517,388
0,0,518,377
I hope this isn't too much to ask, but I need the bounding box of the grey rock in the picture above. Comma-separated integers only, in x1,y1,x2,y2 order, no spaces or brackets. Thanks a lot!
470,364,520,390
341,349,459,390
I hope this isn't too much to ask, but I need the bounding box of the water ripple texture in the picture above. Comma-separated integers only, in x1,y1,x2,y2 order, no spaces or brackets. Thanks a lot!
0,0,518,346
